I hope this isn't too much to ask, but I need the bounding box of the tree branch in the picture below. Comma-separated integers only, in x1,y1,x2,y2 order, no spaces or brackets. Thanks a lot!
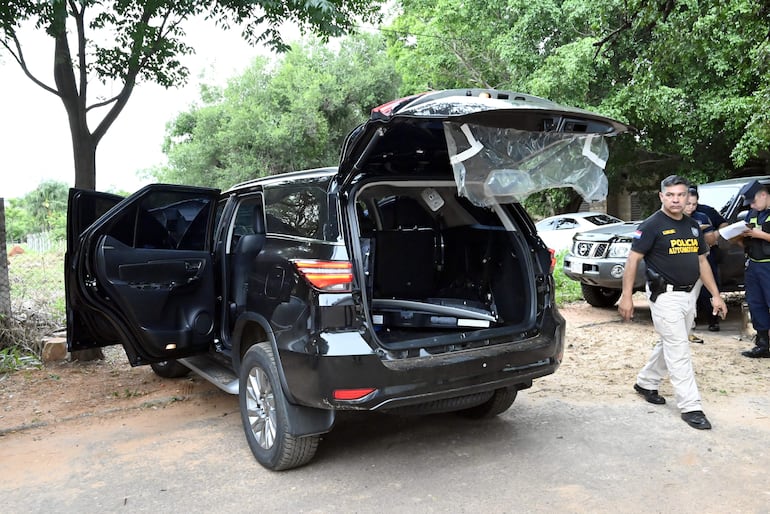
68,0,87,99
448,40,493,89
0,34,59,96
86,96,119,112
592,18,633,59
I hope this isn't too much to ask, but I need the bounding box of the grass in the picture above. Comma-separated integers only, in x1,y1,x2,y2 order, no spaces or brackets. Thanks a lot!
1,246,64,372
552,250,583,305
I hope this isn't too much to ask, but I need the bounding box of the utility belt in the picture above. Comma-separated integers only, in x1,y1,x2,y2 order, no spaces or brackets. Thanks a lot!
646,267,695,303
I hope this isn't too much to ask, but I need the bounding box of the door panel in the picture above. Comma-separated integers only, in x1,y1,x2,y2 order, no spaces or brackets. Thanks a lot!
66,189,126,353
67,184,220,365
94,235,215,361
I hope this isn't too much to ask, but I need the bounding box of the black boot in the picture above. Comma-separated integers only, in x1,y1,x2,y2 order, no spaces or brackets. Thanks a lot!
742,330,770,358
708,313,720,332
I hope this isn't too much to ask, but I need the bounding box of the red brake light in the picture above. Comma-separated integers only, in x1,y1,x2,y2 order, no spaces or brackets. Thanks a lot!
292,260,353,291
333,388,377,401
371,93,422,117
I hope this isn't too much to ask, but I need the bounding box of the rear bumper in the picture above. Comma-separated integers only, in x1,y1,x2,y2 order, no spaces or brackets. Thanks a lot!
279,310,565,411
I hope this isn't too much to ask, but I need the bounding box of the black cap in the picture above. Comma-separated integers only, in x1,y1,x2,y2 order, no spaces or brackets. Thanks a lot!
739,180,764,206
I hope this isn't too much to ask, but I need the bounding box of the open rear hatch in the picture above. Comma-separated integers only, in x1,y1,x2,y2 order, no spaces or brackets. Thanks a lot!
339,90,631,351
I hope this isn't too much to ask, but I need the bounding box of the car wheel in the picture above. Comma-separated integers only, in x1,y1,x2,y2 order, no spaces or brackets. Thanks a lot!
149,360,190,378
456,387,517,419
239,343,320,471
581,284,622,308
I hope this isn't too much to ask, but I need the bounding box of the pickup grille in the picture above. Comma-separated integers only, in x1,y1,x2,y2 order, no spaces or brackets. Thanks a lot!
573,241,609,258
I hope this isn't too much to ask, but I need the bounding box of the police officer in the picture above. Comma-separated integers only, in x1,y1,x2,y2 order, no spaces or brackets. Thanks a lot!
739,180,770,358
686,187,724,332
619,175,727,430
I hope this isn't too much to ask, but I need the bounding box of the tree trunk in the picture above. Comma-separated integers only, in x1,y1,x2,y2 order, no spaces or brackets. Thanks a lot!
72,127,97,191
51,10,101,360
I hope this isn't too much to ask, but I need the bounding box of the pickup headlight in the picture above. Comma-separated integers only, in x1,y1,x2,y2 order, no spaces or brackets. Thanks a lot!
608,242,632,258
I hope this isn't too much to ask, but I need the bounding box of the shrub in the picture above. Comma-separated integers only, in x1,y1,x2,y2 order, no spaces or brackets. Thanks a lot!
553,250,583,305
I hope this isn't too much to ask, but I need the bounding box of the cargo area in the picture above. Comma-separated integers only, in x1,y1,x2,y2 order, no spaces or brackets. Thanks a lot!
353,182,535,348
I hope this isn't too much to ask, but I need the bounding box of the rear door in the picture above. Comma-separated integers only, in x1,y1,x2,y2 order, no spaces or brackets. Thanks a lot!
66,185,220,366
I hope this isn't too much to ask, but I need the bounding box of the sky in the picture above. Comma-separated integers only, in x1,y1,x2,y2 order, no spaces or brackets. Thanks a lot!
0,17,268,200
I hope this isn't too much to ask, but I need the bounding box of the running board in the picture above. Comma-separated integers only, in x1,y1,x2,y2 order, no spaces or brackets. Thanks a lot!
178,356,239,395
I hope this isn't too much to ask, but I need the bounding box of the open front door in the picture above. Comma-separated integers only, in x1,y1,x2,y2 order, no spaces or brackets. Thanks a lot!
66,185,220,366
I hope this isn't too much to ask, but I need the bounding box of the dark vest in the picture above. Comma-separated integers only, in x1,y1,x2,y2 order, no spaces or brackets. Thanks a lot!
746,210,770,262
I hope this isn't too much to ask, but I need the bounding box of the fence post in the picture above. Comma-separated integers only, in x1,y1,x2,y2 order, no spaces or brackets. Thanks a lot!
0,198,11,319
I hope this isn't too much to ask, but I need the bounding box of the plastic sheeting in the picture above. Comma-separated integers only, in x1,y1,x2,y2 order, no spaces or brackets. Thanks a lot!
444,122,610,207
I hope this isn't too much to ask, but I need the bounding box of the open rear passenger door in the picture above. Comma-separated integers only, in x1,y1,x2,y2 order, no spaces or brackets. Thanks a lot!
66,185,220,366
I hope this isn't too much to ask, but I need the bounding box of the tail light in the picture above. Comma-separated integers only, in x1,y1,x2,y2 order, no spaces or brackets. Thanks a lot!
292,259,353,291
333,388,377,401
548,248,556,274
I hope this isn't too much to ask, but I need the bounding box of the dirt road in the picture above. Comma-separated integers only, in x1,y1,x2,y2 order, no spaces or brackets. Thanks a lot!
1,297,768,512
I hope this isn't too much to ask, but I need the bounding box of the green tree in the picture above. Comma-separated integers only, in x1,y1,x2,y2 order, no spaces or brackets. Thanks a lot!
0,0,384,191
24,180,69,235
3,198,35,243
157,33,400,188
385,0,770,213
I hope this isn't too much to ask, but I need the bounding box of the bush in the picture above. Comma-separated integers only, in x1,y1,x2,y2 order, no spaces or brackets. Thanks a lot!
553,250,583,305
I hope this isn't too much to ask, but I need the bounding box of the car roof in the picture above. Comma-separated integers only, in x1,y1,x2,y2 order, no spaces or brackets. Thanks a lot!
224,167,338,194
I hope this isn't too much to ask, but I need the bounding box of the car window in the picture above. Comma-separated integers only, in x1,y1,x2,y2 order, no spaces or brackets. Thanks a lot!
555,218,577,230
583,214,622,226
264,185,326,239
99,191,213,251
228,195,265,251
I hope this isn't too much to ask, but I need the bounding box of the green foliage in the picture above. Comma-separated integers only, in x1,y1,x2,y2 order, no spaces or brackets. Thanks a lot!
553,250,583,305
157,33,400,188
4,199,34,242
24,180,68,233
385,0,770,205
4,181,68,242
0,346,42,374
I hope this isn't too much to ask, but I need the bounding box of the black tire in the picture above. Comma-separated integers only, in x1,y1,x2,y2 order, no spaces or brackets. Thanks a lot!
456,388,518,419
581,284,622,308
239,343,320,471
150,360,190,378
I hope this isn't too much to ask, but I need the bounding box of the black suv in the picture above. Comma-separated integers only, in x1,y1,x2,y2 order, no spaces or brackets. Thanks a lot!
66,89,629,470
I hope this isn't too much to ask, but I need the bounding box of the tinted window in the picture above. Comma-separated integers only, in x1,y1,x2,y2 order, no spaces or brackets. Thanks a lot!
265,186,325,239
555,218,577,229
583,214,622,226
100,191,212,251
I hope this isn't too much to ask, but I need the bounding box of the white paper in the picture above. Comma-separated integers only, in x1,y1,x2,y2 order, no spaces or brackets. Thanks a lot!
719,221,749,240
